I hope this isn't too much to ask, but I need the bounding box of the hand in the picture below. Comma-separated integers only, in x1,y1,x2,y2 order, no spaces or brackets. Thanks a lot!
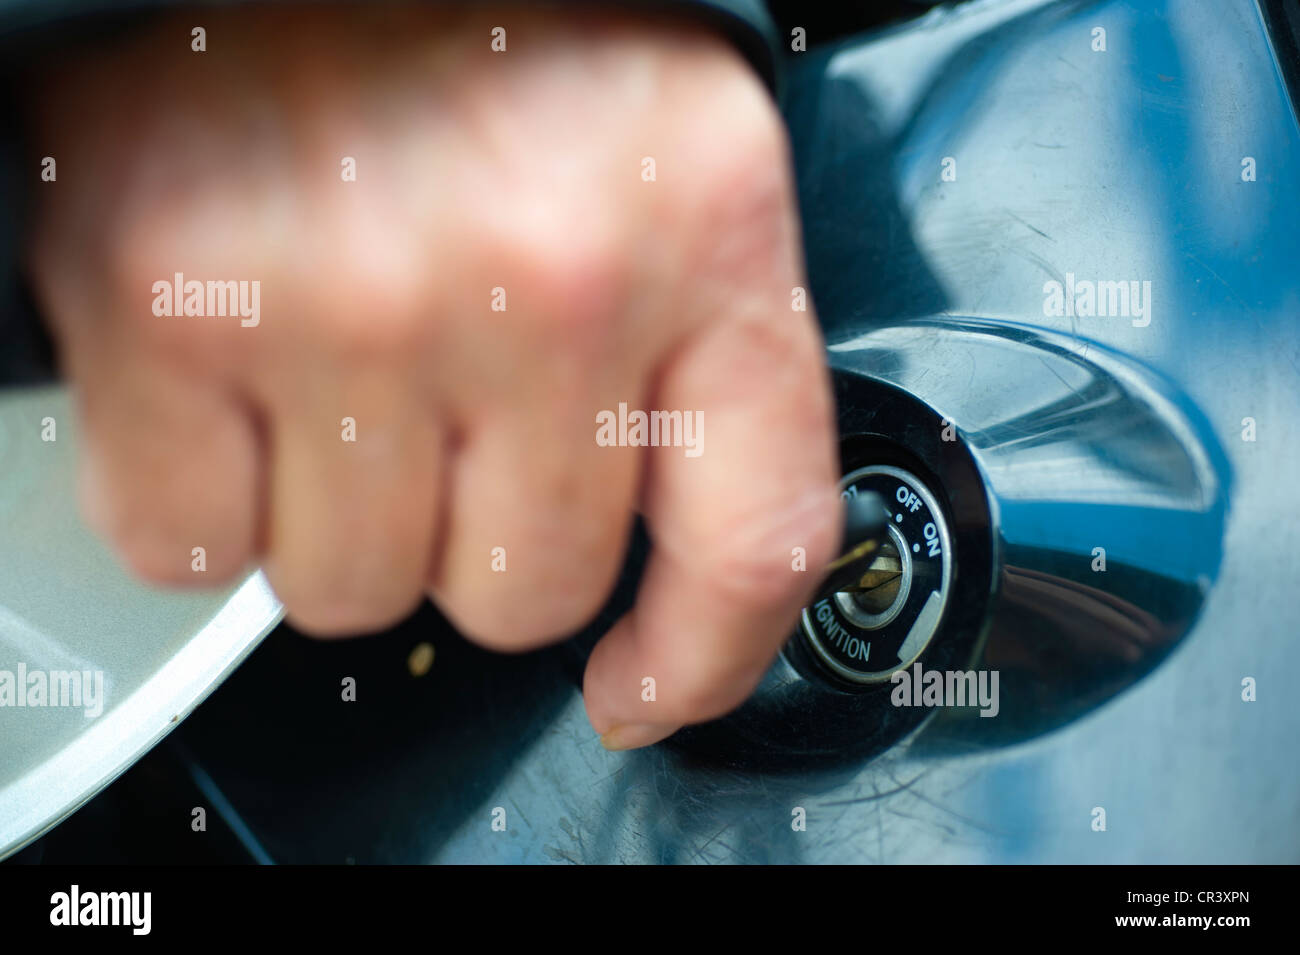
23,4,841,750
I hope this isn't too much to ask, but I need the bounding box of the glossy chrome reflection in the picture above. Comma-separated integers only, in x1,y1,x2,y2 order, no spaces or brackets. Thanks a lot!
827,318,1229,741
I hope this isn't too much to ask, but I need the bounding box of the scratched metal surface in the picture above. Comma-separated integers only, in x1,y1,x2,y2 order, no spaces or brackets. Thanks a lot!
9,0,1299,863
424,0,1300,863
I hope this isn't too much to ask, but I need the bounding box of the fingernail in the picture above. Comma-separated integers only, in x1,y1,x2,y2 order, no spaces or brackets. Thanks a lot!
599,723,678,752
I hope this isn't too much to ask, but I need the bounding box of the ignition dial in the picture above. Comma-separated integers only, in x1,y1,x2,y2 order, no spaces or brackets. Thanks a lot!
801,465,953,684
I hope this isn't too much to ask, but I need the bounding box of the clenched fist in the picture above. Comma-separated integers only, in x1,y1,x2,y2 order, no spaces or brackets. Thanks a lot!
22,5,840,750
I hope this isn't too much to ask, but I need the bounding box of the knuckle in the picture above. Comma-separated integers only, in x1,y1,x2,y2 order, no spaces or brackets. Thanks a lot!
485,209,627,341
269,533,428,637
439,538,620,651
530,574,612,642
108,223,184,338
439,596,535,651
103,210,251,368
672,103,793,285
313,271,432,361
524,515,625,639
102,198,167,298
135,535,248,587
694,489,841,610
443,576,607,652
718,313,824,389
322,310,426,363
699,539,809,609
662,656,763,726
277,578,422,638
686,88,786,208
111,522,240,587
115,536,192,587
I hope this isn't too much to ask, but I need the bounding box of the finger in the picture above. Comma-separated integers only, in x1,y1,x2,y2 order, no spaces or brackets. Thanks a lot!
262,359,442,636
68,338,260,586
582,310,841,750
429,367,642,652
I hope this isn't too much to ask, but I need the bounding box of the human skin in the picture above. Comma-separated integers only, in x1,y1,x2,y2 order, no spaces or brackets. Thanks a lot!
21,4,841,750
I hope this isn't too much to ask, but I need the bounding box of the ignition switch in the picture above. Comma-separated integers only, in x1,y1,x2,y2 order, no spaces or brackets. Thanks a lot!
801,465,953,685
